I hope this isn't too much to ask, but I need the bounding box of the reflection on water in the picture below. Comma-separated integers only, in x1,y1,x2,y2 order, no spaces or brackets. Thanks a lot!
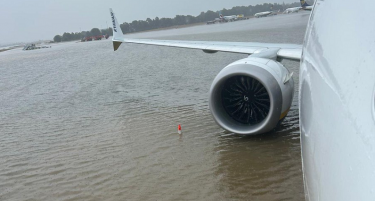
216,121,302,200
0,13,308,200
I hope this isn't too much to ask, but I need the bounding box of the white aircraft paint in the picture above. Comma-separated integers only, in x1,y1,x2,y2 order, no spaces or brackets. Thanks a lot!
284,7,300,14
254,11,273,18
300,0,375,200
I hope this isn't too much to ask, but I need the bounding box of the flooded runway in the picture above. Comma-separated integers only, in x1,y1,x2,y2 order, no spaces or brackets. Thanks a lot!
0,12,309,200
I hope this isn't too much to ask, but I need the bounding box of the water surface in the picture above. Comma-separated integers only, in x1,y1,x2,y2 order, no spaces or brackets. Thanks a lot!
0,12,309,201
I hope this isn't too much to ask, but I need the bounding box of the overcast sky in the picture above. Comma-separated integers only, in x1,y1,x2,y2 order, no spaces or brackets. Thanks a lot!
0,0,297,44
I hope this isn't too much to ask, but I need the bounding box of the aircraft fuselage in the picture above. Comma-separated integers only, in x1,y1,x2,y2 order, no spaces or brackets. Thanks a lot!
254,11,273,18
300,0,375,200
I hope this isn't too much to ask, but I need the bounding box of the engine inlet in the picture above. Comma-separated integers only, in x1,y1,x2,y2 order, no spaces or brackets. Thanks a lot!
221,76,270,125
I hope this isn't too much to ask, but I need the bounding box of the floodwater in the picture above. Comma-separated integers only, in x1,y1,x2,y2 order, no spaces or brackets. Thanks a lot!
0,12,310,200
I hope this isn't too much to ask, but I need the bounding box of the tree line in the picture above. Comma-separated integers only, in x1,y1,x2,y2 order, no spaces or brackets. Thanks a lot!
53,28,112,42
53,2,303,42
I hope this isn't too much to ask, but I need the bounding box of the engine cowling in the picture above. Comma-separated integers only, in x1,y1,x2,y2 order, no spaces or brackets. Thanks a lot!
209,57,294,135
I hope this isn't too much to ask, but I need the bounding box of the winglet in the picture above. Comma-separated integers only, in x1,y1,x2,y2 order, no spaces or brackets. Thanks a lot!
109,8,124,51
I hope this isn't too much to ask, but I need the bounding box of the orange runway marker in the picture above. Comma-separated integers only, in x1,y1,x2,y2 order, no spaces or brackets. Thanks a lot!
178,124,181,134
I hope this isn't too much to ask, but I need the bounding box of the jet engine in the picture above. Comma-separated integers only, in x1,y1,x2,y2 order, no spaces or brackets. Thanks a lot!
209,57,294,135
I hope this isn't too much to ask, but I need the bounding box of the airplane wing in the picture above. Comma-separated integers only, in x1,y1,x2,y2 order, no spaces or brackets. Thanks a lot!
110,9,302,61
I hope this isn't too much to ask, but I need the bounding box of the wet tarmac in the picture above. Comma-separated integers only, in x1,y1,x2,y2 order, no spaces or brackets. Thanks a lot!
0,12,310,201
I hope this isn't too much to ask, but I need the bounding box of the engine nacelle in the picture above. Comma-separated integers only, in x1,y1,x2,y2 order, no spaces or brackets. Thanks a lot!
209,57,294,135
